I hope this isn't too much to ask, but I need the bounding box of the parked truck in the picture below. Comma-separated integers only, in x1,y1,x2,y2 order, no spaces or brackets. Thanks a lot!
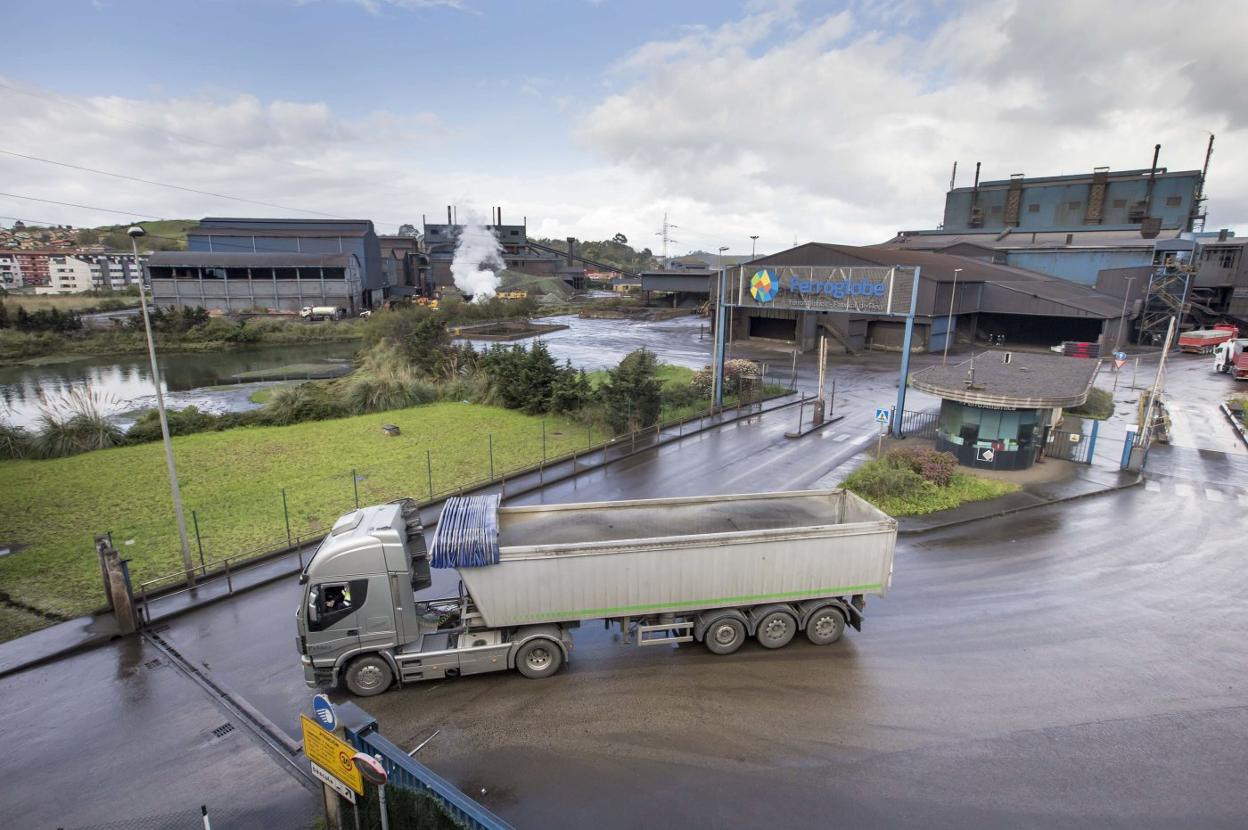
1214,338,1248,377
1179,323,1239,354
300,305,345,320
297,490,897,696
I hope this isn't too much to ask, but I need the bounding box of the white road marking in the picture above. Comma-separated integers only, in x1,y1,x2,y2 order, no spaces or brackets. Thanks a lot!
1205,488,1225,503
1145,480,1161,493
833,433,850,442
1173,483,1194,498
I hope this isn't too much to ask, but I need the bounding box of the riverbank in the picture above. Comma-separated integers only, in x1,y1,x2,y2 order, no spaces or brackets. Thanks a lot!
0,320,363,367
0,401,589,638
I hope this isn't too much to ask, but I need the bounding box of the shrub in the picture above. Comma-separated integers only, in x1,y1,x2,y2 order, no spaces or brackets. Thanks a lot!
843,460,926,502
660,380,701,411
338,341,438,414
551,364,593,414
27,389,124,458
691,358,760,397
0,422,30,459
263,383,347,425
126,406,223,443
186,318,246,343
888,446,957,486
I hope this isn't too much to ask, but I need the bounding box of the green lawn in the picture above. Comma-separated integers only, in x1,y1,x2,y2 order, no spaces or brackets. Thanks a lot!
586,363,695,389
843,464,1020,517
0,402,587,636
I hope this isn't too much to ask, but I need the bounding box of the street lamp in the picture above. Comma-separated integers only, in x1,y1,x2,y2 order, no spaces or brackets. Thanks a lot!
718,246,732,356
942,267,962,366
129,226,195,588
749,235,759,260
1114,275,1137,350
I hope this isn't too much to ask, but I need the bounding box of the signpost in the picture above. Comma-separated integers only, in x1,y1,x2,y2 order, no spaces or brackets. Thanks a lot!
301,713,364,797
875,408,890,456
313,693,338,731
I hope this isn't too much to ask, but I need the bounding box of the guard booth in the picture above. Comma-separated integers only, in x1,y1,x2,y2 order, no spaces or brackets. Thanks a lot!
908,350,1101,471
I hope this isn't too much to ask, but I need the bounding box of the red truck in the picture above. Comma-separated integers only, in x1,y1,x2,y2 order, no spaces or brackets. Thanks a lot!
1179,323,1239,354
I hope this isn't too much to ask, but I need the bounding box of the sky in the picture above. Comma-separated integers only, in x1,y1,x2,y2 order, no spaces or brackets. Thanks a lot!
0,0,1245,255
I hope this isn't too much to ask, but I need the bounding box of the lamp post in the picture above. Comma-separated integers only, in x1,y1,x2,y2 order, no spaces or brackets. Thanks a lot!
129,226,195,587
942,267,962,366
718,246,732,359
749,235,759,259
1114,275,1137,350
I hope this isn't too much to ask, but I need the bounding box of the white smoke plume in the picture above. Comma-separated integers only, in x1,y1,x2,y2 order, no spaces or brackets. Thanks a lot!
450,217,504,302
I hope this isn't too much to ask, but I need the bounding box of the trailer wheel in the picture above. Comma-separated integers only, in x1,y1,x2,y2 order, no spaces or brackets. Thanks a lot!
515,639,563,679
805,607,846,645
703,617,746,655
344,655,393,697
755,610,797,649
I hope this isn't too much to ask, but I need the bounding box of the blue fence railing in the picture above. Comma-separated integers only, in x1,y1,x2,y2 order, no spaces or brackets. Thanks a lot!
338,703,514,830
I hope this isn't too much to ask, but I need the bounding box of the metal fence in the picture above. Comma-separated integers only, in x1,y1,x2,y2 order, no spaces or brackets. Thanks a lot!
900,409,939,439
344,714,514,830
1043,426,1096,464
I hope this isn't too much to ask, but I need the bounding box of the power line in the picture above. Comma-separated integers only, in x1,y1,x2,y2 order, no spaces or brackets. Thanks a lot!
0,191,165,220
0,149,346,219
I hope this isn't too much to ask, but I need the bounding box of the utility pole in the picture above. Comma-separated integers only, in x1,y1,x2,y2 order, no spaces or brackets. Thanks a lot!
749,235,759,260
1139,317,1176,450
719,246,732,359
942,267,962,366
655,212,678,266
1114,275,1137,350
129,226,195,587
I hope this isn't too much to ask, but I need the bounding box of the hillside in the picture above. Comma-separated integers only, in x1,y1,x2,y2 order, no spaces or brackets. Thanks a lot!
86,220,195,251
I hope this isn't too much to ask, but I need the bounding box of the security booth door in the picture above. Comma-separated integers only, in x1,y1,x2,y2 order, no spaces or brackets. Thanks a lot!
305,578,369,660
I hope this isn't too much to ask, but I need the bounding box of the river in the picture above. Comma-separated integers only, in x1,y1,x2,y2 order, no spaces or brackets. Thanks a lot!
0,314,716,430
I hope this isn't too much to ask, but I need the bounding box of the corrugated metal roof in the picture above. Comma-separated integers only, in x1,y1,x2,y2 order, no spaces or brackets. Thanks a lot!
147,251,354,267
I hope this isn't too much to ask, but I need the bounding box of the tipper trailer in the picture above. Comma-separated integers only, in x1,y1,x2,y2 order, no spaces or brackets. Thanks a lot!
297,490,897,696
1179,324,1239,354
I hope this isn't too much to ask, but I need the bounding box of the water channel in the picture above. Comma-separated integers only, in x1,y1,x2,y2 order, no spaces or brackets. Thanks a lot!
0,314,716,429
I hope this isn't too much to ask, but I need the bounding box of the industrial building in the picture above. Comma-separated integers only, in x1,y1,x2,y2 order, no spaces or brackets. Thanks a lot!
881,142,1247,342
715,243,1129,354
421,207,586,291
146,218,385,313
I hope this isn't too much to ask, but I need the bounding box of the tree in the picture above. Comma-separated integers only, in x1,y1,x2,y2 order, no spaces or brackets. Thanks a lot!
551,363,593,414
519,341,559,414
612,233,628,245
600,348,663,434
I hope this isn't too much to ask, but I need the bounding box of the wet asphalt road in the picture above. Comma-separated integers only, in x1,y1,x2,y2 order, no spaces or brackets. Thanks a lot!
6,339,1247,828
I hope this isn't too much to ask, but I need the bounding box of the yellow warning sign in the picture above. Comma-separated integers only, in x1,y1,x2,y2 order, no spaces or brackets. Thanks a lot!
300,713,364,795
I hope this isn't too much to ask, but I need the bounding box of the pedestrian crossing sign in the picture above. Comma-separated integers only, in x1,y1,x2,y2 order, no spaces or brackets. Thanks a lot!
875,409,890,423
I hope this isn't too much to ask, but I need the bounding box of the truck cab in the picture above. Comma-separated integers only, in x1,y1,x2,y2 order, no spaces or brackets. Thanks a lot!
297,499,568,696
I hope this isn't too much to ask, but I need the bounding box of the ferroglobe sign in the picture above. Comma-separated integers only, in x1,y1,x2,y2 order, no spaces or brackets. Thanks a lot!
735,266,914,315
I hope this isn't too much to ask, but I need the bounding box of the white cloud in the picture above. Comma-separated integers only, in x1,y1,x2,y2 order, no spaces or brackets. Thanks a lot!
577,0,1248,251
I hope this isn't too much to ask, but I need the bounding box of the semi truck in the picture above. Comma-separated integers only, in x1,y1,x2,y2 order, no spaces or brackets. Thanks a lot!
1214,338,1248,378
300,305,345,320
1179,324,1239,354
297,490,897,696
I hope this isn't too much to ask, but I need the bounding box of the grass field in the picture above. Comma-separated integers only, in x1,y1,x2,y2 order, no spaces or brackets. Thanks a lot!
586,364,695,389
3,294,140,314
0,402,587,639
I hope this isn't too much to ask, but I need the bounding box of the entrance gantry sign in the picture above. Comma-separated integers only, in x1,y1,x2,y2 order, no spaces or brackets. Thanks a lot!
712,265,923,436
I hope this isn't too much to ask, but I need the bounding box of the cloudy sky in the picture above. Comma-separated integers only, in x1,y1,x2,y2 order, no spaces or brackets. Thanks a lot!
1,0,1243,255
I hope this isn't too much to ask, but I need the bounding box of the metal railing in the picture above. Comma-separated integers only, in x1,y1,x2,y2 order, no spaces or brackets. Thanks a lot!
901,409,939,440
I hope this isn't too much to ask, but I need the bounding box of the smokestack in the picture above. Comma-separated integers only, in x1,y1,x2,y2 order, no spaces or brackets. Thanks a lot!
566,236,575,266
972,162,981,192
949,161,958,192
497,207,502,226
447,205,452,226
453,205,458,226
1144,144,1161,214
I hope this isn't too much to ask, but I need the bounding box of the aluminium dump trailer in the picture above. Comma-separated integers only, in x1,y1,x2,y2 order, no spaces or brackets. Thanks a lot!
297,490,897,696
1180,325,1238,354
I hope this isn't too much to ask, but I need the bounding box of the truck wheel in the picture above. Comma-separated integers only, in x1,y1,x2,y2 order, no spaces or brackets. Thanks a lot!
756,610,796,649
805,607,846,645
703,617,746,655
515,639,563,679
344,655,393,697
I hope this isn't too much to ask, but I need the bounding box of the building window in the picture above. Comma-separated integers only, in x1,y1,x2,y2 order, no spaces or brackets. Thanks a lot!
1112,199,1127,208
1067,201,1081,210
1027,204,1040,213
1165,196,1182,207
1218,249,1238,269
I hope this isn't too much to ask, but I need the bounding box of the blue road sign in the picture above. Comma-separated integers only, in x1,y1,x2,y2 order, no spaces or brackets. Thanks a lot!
875,408,891,423
312,693,337,731
1114,351,1127,360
